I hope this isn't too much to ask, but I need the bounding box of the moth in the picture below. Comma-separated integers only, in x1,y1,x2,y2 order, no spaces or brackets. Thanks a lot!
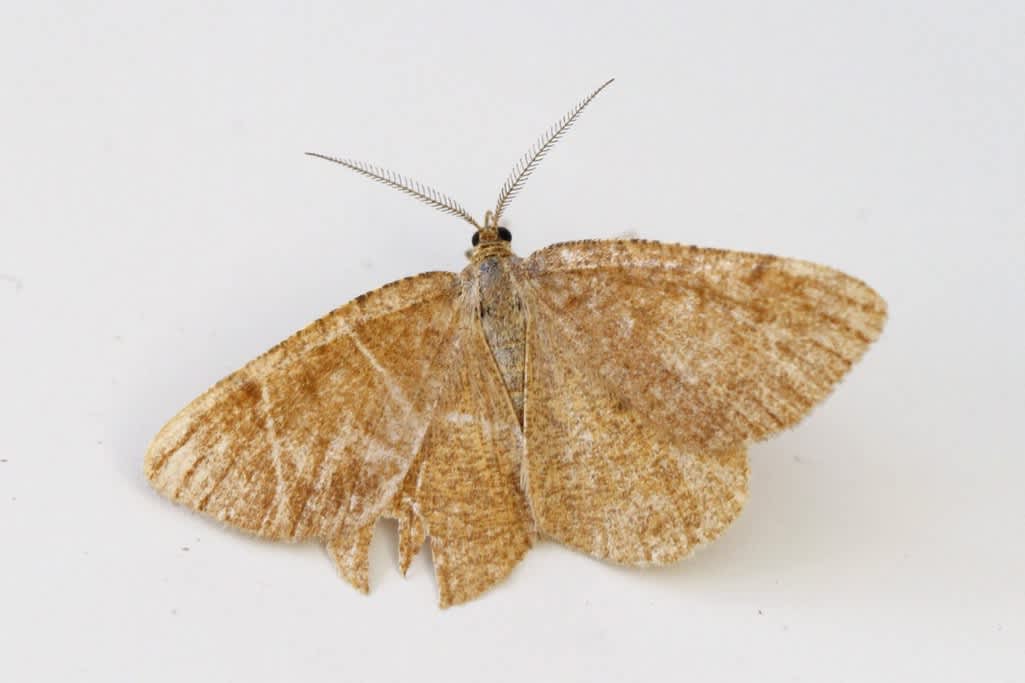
145,79,887,607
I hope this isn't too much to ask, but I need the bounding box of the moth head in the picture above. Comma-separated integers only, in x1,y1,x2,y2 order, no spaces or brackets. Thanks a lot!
472,211,513,248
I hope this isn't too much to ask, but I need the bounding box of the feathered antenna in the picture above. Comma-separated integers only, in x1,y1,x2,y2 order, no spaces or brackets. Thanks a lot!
305,153,480,229
492,78,615,224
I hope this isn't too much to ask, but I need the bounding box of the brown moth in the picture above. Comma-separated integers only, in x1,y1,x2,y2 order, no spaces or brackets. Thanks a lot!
145,79,887,607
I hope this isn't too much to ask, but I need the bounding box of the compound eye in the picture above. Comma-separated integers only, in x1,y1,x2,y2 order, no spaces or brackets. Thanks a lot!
471,232,480,247
497,227,512,242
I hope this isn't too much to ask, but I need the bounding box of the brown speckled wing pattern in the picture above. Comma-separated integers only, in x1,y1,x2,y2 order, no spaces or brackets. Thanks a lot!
522,241,887,452
517,240,885,564
412,306,535,606
145,272,462,592
146,239,886,606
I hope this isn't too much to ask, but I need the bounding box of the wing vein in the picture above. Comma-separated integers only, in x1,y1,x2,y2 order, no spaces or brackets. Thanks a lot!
259,380,288,533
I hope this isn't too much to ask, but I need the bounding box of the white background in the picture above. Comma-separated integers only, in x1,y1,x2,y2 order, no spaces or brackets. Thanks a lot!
2,2,1023,681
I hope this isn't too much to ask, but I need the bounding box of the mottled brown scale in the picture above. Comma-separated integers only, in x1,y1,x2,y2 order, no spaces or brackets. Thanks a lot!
144,79,887,607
